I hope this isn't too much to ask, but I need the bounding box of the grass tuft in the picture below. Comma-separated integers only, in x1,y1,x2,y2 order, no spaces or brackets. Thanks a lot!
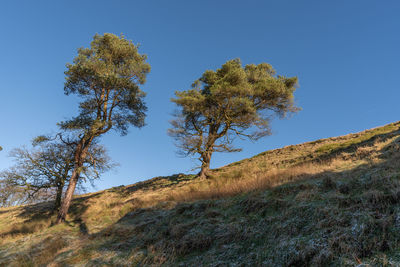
1,121,400,266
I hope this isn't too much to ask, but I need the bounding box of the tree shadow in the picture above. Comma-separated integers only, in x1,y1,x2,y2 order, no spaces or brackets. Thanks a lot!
75,131,400,265
314,126,400,160
108,173,197,196
64,217,88,235
274,126,400,169
0,172,196,238
2,127,400,265
0,192,101,237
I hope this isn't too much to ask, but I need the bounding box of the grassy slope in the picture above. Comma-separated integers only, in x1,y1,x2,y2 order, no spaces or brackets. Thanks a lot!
1,122,400,266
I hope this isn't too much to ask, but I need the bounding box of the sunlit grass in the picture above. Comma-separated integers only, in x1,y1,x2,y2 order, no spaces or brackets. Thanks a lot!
1,121,400,266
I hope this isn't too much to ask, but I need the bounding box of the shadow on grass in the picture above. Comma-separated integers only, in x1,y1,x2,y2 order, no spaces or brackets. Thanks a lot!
221,123,400,170
0,173,196,239
113,173,197,195
271,125,400,170
313,126,400,161
78,134,400,266
0,192,102,238
2,130,400,266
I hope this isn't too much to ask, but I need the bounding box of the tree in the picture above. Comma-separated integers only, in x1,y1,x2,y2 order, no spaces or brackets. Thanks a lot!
169,59,299,178
0,135,113,210
56,33,150,223
0,178,26,208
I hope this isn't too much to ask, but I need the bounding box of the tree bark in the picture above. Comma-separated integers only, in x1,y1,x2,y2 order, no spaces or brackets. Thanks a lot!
53,179,65,212
198,151,212,179
56,139,91,224
56,169,79,223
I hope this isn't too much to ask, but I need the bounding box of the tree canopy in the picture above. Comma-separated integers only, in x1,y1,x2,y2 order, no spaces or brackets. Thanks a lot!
169,59,299,178
60,33,150,136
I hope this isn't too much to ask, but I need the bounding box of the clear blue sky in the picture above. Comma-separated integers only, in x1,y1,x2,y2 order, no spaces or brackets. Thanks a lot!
1,1,399,191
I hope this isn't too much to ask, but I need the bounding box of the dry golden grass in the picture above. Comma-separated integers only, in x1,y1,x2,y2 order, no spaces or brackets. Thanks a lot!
1,121,400,266
166,140,383,203
165,121,399,203
168,156,362,203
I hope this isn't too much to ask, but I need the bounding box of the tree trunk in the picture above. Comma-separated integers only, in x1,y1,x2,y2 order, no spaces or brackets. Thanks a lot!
56,139,91,224
55,134,95,224
56,169,79,223
198,152,212,179
53,179,65,212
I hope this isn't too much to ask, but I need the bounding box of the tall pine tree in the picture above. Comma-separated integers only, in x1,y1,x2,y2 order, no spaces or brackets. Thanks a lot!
56,33,150,223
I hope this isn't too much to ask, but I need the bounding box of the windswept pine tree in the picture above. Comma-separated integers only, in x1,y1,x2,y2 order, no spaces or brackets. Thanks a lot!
169,59,299,178
56,33,150,223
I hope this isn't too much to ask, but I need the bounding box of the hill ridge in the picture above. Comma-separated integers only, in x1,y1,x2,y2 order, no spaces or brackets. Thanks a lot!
1,121,400,266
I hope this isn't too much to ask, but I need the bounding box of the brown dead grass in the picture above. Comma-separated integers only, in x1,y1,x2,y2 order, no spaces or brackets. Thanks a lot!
1,121,400,266
167,157,359,203
165,121,399,203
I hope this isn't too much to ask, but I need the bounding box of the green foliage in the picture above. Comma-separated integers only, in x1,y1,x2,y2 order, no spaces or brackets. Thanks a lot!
60,33,151,136
169,58,299,175
55,33,150,222
32,135,51,146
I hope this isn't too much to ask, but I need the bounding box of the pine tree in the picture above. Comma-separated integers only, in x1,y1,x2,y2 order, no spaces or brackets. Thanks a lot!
56,33,150,223
169,59,299,178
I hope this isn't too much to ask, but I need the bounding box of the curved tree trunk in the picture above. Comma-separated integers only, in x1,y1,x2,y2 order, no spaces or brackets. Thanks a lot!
56,169,79,223
198,151,212,179
56,139,92,224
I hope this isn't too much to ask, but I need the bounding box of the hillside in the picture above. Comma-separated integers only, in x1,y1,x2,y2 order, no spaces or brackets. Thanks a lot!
1,121,400,266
